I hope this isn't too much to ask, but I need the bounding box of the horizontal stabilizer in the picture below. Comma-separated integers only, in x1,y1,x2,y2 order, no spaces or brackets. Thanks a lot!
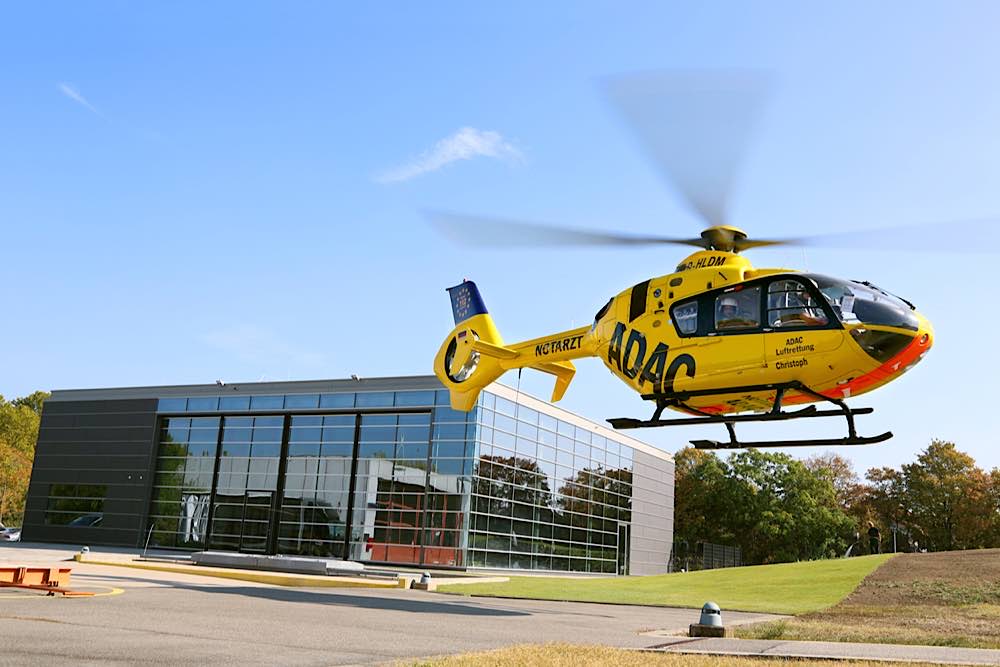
472,339,519,360
531,360,576,403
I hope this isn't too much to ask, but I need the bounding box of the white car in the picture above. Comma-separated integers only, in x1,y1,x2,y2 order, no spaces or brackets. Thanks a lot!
0,527,21,542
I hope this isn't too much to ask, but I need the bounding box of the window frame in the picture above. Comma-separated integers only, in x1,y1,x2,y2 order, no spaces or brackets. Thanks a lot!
710,285,765,336
669,299,700,337
686,273,843,338
763,276,842,332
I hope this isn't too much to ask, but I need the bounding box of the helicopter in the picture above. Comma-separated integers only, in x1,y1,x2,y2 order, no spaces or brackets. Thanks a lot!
429,72,985,449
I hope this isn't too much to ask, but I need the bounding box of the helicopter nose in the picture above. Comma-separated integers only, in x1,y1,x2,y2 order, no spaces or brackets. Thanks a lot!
913,315,933,363
890,314,933,378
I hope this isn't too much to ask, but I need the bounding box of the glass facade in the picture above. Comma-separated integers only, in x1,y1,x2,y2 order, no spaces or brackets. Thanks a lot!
146,385,654,573
470,392,634,573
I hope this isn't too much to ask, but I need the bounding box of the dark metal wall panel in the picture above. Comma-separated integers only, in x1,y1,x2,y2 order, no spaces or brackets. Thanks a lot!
23,398,158,547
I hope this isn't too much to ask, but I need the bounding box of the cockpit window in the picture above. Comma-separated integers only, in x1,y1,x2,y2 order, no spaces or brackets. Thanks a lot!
715,287,761,331
806,274,918,331
767,279,829,328
671,300,698,335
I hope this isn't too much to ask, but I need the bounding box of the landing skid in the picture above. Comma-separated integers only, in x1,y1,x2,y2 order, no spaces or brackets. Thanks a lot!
607,381,892,449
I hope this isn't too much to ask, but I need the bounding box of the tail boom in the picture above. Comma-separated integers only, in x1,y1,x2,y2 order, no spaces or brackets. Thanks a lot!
433,282,595,410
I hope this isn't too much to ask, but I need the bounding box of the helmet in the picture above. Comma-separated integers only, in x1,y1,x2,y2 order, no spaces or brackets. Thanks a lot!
720,296,738,308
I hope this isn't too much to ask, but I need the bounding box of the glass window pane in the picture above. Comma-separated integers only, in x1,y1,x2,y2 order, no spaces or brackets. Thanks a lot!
715,287,761,331
433,441,466,458
288,442,320,457
517,406,538,424
284,394,319,409
355,392,394,407
323,414,355,427
517,421,538,439
187,397,219,412
671,300,699,336
434,422,465,440
158,398,187,412
223,427,252,444
494,414,516,435
220,396,251,411
515,437,536,459
434,407,467,422
250,395,283,410
320,393,355,409
394,391,435,407
539,413,557,432
494,396,516,416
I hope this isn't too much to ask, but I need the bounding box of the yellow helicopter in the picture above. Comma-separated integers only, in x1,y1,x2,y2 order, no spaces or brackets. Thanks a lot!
432,223,932,449
428,73,973,449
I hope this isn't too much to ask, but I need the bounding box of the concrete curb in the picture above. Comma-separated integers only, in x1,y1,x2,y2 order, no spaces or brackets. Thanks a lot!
649,637,1000,666
74,554,406,589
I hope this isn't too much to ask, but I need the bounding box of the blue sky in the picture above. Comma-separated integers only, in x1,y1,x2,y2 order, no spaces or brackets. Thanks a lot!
2,2,999,474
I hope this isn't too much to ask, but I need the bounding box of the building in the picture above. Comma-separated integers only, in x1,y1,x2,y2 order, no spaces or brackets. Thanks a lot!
24,376,675,575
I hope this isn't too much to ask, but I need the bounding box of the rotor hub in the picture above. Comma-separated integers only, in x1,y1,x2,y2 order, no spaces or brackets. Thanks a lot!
700,225,749,252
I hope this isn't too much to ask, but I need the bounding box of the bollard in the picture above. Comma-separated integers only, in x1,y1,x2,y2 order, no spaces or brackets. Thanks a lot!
412,571,435,591
689,601,732,637
699,601,722,627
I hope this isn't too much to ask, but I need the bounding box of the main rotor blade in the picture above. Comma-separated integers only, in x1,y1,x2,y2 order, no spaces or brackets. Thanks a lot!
604,71,770,229
427,211,706,248
777,218,1000,253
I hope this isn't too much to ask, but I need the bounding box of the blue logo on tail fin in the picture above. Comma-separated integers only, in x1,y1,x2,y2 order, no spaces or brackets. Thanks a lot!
447,281,488,325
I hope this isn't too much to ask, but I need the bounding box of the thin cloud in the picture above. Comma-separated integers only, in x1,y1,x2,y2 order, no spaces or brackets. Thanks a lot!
376,127,522,183
57,82,102,116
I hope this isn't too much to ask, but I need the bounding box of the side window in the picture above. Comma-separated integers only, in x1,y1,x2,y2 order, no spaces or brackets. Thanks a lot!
767,279,829,328
715,287,761,331
671,300,698,335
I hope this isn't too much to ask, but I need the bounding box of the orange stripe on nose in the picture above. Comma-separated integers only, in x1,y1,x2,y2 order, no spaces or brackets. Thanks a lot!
822,331,930,399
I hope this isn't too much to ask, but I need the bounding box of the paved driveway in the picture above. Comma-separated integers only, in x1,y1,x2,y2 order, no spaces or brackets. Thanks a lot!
0,548,782,665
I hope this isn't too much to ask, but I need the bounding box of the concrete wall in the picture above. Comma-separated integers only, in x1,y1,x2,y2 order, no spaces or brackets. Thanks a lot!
628,448,675,575
23,399,158,547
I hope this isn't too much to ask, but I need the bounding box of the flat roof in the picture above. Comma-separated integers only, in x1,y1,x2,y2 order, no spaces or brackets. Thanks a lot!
48,374,672,462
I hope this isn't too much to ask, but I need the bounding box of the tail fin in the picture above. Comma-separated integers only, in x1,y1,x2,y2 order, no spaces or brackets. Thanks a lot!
433,281,591,411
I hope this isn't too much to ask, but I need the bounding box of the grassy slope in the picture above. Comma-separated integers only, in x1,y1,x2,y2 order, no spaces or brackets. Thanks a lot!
735,550,1000,649
439,554,894,615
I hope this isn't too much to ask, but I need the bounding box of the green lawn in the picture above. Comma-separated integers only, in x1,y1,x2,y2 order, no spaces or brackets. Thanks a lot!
438,554,895,615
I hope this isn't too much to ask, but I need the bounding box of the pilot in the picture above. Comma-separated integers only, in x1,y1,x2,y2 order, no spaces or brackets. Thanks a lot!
719,296,739,320
718,296,747,329
779,290,827,327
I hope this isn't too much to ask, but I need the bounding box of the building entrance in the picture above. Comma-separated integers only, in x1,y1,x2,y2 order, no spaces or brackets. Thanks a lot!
207,416,283,552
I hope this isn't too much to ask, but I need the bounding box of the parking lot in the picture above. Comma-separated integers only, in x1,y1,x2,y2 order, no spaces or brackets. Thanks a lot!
0,544,780,665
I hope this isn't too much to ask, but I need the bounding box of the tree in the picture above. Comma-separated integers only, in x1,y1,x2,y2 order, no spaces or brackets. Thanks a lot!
803,452,861,511
0,392,48,525
902,440,992,551
673,447,734,548
673,447,853,565
726,449,853,564
860,466,907,549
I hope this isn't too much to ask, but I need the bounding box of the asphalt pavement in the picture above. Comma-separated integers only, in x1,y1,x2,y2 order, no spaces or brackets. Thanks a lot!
9,543,997,666
0,545,780,666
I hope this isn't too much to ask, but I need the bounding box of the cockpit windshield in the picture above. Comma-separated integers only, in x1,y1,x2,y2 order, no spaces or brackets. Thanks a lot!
805,274,918,331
